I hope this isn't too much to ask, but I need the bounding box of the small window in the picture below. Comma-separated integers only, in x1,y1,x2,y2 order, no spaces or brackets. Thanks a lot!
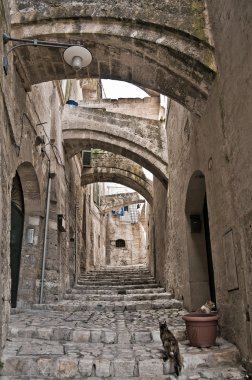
124,206,128,211
116,239,126,248
82,150,92,167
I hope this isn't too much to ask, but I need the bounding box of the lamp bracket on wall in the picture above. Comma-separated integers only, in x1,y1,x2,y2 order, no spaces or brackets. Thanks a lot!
2,32,92,75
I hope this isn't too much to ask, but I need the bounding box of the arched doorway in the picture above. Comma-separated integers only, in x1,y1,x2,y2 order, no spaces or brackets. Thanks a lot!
10,172,24,308
185,171,216,311
9,162,42,307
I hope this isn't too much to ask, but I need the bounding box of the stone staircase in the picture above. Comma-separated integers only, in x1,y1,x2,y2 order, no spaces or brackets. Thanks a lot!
0,265,246,379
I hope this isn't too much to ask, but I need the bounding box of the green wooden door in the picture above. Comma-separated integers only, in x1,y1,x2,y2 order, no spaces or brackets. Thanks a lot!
10,173,24,308
10,203,24,308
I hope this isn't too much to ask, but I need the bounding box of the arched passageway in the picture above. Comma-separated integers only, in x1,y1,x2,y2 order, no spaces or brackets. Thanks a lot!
82,168,153,205
185,170,216,311
81,166,153,204
1,0,252,374
81,151,153,204
62,105,167,185
10,0,216,114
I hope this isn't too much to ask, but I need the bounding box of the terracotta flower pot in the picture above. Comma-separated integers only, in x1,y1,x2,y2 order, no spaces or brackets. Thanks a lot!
182,313,219,348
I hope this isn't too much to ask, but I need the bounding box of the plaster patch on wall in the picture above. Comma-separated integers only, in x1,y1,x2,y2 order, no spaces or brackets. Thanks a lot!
28,216,40,225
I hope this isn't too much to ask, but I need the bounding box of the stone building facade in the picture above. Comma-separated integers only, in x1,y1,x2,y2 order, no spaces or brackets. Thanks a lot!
104,189,147,267
0,0,252,374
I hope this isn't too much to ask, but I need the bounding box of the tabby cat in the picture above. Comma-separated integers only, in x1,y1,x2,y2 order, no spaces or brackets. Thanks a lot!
196,300,216,314
159,320,183,376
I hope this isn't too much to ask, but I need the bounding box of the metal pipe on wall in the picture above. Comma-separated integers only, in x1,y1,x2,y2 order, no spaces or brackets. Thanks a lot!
74,203,79,285
39,172,53,304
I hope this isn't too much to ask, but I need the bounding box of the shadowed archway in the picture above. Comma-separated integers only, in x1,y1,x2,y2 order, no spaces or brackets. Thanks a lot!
14,162,42,307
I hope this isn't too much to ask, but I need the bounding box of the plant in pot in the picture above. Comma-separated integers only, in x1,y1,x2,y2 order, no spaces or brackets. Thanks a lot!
182,301,219,348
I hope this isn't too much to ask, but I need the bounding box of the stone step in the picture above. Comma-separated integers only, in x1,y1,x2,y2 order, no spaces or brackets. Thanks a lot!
77,279,157,286
83,272,151,277
63,292,172,302
80,270,151,276
75,283,162,290
66,287,166,295
95,265,148,271
32,298,183,312
0,369,247,380
80,270,153,277
80,271,151,276
8,326,186,343
78,276,154,282
0,337,244,379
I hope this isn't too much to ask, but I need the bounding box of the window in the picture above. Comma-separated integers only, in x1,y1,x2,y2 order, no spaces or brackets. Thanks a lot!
116,239,126,248
82,150,92,167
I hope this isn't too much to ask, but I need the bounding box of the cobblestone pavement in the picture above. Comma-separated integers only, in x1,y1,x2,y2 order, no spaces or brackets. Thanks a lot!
0,265,247,379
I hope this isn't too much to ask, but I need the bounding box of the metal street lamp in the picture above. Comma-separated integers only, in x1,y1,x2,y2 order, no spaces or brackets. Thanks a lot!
2,33,92,75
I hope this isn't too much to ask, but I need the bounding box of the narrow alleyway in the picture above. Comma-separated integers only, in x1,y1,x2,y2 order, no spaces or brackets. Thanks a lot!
0,266,246,379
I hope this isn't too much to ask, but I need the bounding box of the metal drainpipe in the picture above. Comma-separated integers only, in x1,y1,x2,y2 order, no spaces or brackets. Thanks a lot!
39,172,53,304
74,203,79,285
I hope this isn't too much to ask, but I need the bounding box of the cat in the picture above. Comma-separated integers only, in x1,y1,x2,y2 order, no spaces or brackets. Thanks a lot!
196,300,216,314
159,320,183,376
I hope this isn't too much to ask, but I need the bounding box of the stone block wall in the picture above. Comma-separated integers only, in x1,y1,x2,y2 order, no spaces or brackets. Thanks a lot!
152,0,252,364
106,206,147,266
80,96,163,121
0,0,14,350
0,2,85,349
81,184,107,271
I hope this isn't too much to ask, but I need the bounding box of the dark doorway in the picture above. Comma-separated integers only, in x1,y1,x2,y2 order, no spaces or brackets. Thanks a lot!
203,197,216,304
185,171,216,311
10,173,24,308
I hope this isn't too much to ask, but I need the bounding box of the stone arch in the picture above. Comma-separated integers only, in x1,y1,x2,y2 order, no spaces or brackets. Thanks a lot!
62,106,168,185
82,152,153,204
184,170,216,311
10,0,216,114
82,169,153,205
66,133,167,186
15,162,42,307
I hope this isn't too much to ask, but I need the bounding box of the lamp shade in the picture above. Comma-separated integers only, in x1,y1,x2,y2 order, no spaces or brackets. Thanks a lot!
63,46,92,70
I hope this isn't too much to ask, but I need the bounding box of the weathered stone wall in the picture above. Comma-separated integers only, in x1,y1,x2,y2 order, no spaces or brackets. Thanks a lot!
80,97,163,121
106,206,147,266
0,0,11,350
152,177,169,287
0,10,85,347
153,0,252,365
81,184,107,272
100,192,144,213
